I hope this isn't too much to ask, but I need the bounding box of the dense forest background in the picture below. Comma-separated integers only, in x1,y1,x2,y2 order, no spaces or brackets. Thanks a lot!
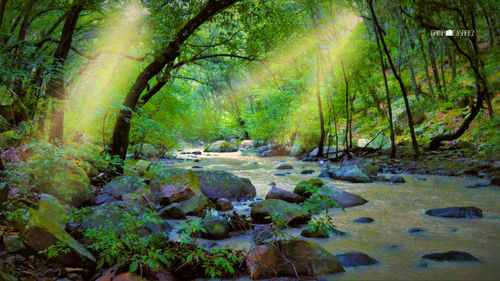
0,0,497,162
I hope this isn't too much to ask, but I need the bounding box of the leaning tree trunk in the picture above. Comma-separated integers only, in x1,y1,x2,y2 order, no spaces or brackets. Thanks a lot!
110,0,238,170
420,3,490,149
371,12,396,158
45,4,82,143
369,0,419,157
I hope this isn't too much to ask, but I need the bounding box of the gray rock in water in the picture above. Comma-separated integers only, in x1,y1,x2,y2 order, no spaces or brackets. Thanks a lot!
320,186,368,208
204,140,238,152
320,166,372,183
353,217,374,223
425,206,483,218
408,227,425,233
334,252,378,267
301,227,329,238
276,164,293,170
389,175,406,183
300,169,315,174
266,187,303,203
422,251,479,262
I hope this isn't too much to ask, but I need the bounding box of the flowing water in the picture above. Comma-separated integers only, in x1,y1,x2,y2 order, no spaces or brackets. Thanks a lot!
164,149,500,280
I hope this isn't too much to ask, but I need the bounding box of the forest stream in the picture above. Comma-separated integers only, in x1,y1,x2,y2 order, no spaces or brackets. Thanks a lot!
165,149,500,281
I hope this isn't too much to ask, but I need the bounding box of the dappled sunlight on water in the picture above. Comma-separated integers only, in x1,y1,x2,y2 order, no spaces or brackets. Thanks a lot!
167,149,500,280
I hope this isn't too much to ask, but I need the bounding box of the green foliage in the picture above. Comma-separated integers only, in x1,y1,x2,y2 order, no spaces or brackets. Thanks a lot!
38,241,71,259
175,218,206,244
81,209,167,272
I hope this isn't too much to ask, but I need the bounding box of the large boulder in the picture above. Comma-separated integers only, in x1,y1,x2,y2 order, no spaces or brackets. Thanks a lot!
266,187,303,203
101,176,154,207
22,194,95,266
251,199,310,225
239,140,255,150
422,251,479,262
319,166,372,183
246,239,344,279
159,203,186,219
27,151,93,207
276,164,293,170
204,140,238,152
319,186,368,208
200,215,231,240
294,178,326,198
425,207,483,219
83,201,170,236
258,144,290,157
195,170,256,201
153,169,256,201
334,252,378,267
398,108,426,127
179,194,216,216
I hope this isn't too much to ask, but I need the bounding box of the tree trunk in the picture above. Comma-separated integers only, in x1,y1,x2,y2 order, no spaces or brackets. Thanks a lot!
421,4,489,149
447,40,456,80
418,34,434,96
371,7,396,158
0,0,7,30
369,0,419,157
316,54,325,157
426,34,442,97
339,57,349,156
45,4,82,143
110,0,238,169
440,39,447,97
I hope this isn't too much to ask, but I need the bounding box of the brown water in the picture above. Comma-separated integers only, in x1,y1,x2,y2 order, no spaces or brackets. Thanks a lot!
165,150,500,280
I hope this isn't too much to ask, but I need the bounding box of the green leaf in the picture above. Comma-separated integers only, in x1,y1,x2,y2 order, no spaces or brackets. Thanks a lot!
129,261,139,273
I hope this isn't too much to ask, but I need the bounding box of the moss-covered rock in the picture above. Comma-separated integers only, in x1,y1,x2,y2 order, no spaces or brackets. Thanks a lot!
200,215,231,240
27,152,93,207
153,168,256,201
251,199,310,225
294,178,325,198
22,194,95,266
178,194,216,216
194,170,256,201
246,239,344,279
83,201,170,235
300,227,329,238
204,140,238,152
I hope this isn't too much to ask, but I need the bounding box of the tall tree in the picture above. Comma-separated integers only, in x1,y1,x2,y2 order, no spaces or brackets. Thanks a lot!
370,9,396,158
45,4,82,143
368,0,419,157
110,0,238,169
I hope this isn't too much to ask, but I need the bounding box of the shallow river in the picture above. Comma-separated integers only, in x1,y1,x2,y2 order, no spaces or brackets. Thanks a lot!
164,149,500,280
